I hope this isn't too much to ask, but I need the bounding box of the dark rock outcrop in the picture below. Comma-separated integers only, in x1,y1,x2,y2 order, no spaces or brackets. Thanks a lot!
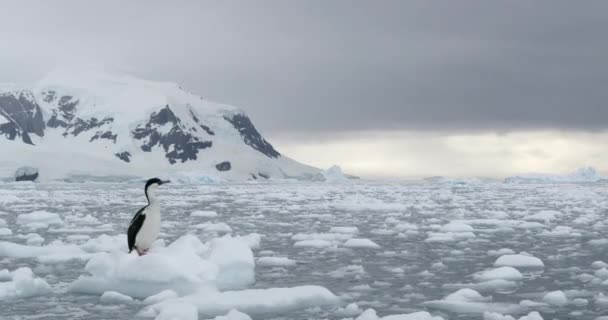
0,91,46,145
132,105,212,164
216,161,231,171
47,94,79,128
224,113,280,158
15,166,39,182
115,151,132,163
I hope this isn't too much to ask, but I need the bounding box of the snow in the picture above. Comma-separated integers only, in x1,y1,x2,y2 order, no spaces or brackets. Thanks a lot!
293,239,334,248
1,179,607,319
440,222,474,232
191,210,218,218
484,311,544,320
213,309,252,320
194,222,233,233
494,254,544,268
317,165,350,182
257,257,297,267
542,290,568,306
329,226,359,234
143,289,179,305
473,267,523,281
70,235,254,297
1,69,321,182
100,291,134,304
16,211,63,227
355,308,445,320
0,267,51,300
343,238,381,249
144,285,338,318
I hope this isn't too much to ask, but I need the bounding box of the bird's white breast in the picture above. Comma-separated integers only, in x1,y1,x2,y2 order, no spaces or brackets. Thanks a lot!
135,205,161,250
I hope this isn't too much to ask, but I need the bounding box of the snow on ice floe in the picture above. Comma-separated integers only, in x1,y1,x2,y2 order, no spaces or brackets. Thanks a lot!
142,285,338,318
256,256,297,267
483,311,544,320
0,267,51,300
423,288,524,314
16,210,63,230
473,267,523,282
194,222,233,233
191,210,219,218
355,308,445,320
99,291,134,304
343,238,380,249
542,290,568,306
494,254,544,268
70,235,254,298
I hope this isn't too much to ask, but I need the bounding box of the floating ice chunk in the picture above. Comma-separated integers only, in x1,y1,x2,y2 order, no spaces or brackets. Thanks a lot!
488,248,515,256
425,232,476,243
234,233,261,250
318,165,349,183
153,301,199,320
329,227,359,234
16,211,63,226
100,291,133,304
293,239,333,248
595,268,608,279
355,308,445,320
596,293,608,308
542,290,568,306
194,222,232,233
329,265,366,278
474,267,523,282
423,288,523,314
441,222,474,233
394,223,418,231
0,228,12,236
592,261,608,269
213,309,252,320
336,302,362,316
343,238,380,249
70,235,254,298
191,210,218,218
443,279,518,293
143,290,179,305
0,267,51,300
0,240,89,263
257,257,296,267
24,233,45,246
291,232,353,243
445,288,489,302
540,226,581,237
209,236,255,290
525,210,560,223
146,285,338,318
494,254,544,268
483,311,544,320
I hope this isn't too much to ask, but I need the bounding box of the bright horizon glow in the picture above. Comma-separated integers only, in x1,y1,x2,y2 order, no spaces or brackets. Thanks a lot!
271,130,608,180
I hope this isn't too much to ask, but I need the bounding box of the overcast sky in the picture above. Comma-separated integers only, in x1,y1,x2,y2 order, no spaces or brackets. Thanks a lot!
1,1,607,178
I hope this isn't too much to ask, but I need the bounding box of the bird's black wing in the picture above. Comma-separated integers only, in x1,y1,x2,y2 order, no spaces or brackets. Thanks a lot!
127,207,146,253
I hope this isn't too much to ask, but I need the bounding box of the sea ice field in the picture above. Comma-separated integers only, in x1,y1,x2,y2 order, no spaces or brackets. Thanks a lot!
1,180,608,320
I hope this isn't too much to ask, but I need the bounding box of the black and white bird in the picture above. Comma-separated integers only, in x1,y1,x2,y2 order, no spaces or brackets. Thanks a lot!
128,178,170,256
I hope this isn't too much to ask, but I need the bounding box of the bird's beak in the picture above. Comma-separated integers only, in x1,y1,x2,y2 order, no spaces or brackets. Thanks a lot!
161,180,171,185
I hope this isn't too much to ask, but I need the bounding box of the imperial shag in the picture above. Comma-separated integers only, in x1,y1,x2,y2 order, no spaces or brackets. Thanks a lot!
128,178,170,255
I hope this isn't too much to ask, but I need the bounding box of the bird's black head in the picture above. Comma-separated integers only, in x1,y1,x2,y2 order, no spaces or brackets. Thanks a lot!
145,178,170,190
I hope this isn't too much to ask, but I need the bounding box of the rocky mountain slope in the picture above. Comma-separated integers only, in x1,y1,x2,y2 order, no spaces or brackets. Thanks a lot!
0,70,318,182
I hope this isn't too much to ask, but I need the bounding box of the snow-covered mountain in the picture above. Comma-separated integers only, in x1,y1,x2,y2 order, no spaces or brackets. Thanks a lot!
0,70,319,181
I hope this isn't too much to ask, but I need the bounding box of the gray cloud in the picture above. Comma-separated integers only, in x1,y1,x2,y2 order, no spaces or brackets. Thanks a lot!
1,1,607,135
